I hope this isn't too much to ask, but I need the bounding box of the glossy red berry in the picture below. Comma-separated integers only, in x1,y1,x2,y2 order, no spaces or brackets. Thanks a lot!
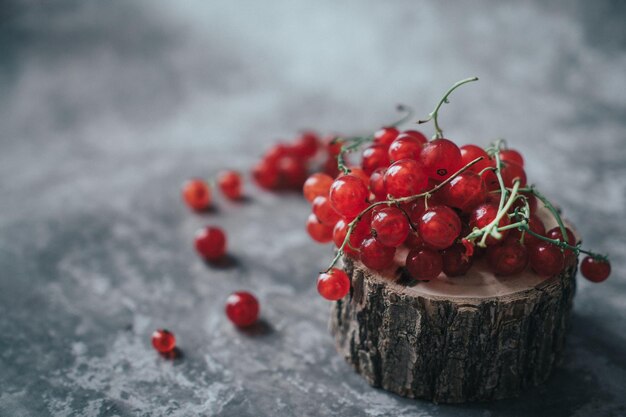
440,172,487,212
195,226,227,260
486,239,529,276
528,243,565,277
402,130,428,145
384,159,428,198
152,329,176,354
371,207,410,247
499,149,524,167
406,248,443,281
306,213,333,243
303,173,334,203
361,144,390,176
441,243,473,277
418,206,462,250
420,138,462,180
460,144,492,174
225,291,260,327
360,237,396,271
329,175,369,218
500,161,527,188
292,131,319,159
373,127,400,147
580,257,611,283
332,214,371,257
546,227,577,267
312,196,341,225
509,215,546,247
344,167,370,188
218,171,243,200
317,268,351,300
264,143,294,163
278,156,308,189
252,160,279,190
388,136,423,162
369,168,387,201
182,179,212,211
469,203,511,245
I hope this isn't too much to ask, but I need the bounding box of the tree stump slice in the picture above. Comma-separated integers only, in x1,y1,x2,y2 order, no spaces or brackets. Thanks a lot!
330,254,577,403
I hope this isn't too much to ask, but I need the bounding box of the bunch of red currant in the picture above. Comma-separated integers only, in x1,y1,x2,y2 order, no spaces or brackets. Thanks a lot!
306,77,611,301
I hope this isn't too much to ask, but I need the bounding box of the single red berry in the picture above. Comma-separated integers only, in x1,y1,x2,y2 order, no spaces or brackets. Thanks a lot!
329,175,369,218
278,156,308,189
499,149,524,167
512,192,538,214
440,172,487,212
225,291,259,327
292,131,319,159
343,167,370,187
580,257,611,283
361,144,390,176
306,213,333,243
486,239,529,276
528,242,565,277
369,168,387,201
218,170,243,200
359,237,396,271
152,329,176,354
317,268,351,300
402,130,428,145
303,173,334,203
509,215,546,247
371,207,410,247
546,227,577,267
323,156,341,178
420,138,462,180
482,168,500,191
406,248,443,281
332,213,371,257
264,143,294,163
469,203,511,245
373,127,400,147
195,226,227,261
388,136,423,162
383,159,429,198
404,231,426,249
418,206,462,250
312,196,341,225
500,161,527,188
182,178,212,211
441,243,473,277
252,159,279,190
401,199,427,227
460,144,492,174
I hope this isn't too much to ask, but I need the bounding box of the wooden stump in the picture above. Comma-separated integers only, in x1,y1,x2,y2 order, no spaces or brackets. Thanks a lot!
330,255,577,403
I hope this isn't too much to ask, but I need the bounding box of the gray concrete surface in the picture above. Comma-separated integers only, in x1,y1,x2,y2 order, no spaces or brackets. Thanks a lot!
1,1,625,416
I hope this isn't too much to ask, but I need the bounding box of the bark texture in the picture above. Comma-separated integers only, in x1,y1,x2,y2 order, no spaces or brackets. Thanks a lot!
330,258,577,403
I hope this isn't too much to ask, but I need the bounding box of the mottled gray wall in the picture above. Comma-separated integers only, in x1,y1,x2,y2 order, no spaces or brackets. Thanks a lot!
0,1,625,416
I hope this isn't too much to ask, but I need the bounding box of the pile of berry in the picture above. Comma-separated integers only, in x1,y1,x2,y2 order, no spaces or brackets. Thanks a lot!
304,78,611,301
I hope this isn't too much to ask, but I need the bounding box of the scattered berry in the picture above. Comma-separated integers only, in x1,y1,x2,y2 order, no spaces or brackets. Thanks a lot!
182,178,211,211
195,226,227,261
152,329,176,354
317,268,351,300
218,171,243,200
225,291,260,327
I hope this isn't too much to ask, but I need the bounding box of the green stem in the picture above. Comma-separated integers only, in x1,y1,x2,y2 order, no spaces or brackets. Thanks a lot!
529,186,568,240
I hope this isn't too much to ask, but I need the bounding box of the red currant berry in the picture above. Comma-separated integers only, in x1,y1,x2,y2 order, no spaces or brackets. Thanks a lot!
359,237,396,271
152,329,176,354
441,243,473,277
361,144,390,176
440,172,487,212
218,170,243,200
306,213,333,243
182,178,212,211
329,175,369,218
482,168,500,191
528,243,565,277
486,239,529,276
580,257,611,283
500,161,527,187
499,149,524,167
195,226,227,261
252,159,279,190
343,167,370,188
317,268,351,300
303,173,334,203
401,199,427,227
369,168,387,201
292,131,319,159
388,136,423,162
402,130,428,145
312,196,341,225
264,143,294,163
278,156,308,189
460,144,492,174
373,127,400,147
420,138,462,180
404,231,426,249
509,215,545,247
546,227,577,267
406,248,443,281
383,159,428,198
371,207,410,247
332,214,371,257
225,291,259,327
469,203,511,245
418,206,462,250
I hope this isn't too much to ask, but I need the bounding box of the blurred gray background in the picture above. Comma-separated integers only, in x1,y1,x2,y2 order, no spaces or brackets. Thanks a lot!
1,1,625,416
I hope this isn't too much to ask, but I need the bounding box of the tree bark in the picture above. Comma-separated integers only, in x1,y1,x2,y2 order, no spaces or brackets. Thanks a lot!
330,256,577,403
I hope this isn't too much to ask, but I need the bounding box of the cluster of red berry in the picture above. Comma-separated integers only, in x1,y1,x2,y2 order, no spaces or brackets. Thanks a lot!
304,78,611,301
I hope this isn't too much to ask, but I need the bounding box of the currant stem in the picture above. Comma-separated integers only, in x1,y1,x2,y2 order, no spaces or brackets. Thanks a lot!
418,77,479,139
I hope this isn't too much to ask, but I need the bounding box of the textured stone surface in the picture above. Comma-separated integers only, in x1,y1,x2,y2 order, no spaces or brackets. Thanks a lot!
0,1,625,416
